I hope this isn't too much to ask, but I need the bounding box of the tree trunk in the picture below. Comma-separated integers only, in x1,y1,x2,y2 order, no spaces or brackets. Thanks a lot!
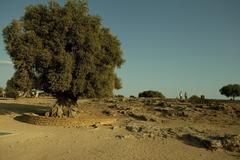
45,97,79,118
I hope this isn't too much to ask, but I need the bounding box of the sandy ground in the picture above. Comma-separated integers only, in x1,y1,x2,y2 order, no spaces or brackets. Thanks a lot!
0,97,239,160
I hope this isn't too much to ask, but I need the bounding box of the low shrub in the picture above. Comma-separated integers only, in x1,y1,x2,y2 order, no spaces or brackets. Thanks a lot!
189,95,202,103
0,87,4,97
5,91,19,99
138,90,165,98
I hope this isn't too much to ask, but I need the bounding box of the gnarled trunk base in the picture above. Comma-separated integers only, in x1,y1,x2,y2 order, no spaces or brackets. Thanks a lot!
45,97,79,118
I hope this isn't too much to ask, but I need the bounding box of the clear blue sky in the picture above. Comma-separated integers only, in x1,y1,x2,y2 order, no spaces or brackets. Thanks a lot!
0,0,240,99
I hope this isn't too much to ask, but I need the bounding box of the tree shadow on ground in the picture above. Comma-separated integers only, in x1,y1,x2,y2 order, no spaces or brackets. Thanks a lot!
0,103,49,115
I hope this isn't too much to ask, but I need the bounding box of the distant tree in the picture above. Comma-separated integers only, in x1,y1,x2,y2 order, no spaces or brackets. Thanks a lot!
138,90,165,98
4,78,20,99
0,87,4,97
219,84,240,100
5,70,34,96
3,0,124,117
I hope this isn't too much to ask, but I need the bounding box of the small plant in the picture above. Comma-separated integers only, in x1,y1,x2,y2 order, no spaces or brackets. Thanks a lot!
138,90,165,98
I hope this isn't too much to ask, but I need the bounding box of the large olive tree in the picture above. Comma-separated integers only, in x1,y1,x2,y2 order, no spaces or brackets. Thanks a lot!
3,0,124,117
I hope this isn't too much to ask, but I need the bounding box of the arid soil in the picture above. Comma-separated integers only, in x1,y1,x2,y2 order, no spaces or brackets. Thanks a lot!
0,97,240,160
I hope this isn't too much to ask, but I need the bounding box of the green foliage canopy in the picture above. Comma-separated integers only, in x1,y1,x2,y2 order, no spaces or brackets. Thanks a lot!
219,84,240,100
3,0,124,103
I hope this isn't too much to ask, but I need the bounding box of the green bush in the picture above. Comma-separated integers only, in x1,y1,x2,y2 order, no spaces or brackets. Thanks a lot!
0,87,4,97
138,90,165,98
189,95,202,103
5,91,19,99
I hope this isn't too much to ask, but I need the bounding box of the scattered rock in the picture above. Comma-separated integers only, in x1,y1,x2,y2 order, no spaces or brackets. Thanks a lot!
128,112,148,121
119,97,128,102
157,102,170,107
9,145,14,148
125,124,196,139
181,133,240,152
115,134,133,139
91,123,100,129
222,134,240,152
210,140,223,149
155,107,189,118
102,110,115,116
144,99,162,106
118,110,128,115
67,149,72,154
126,125,143,133
115,135,125,139
208,103,228,111
110,126,118,130
109,104,130,110
104,98,117,103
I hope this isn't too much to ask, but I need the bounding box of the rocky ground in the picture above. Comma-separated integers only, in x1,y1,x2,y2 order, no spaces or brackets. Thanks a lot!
0,97,239,160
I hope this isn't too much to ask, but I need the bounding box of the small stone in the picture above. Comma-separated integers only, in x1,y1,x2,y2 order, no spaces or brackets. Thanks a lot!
67,149,71,154
102,110,114,116
9,145,13,148
115,135,125,139
148,133,155,138
210,140,222,149
74,140,78,143
110,126,118,130
91,123,99,129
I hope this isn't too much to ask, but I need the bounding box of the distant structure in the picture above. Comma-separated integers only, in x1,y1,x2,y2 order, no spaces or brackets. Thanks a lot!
179,91,183,100
184,92,188,100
